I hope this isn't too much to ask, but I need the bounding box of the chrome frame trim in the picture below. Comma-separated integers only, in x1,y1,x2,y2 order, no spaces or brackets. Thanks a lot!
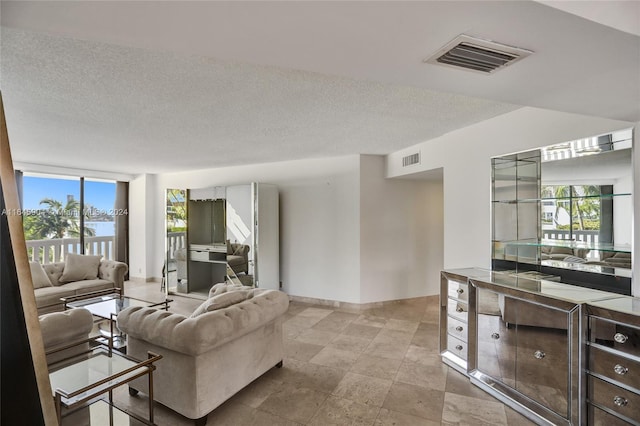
469,370,568,426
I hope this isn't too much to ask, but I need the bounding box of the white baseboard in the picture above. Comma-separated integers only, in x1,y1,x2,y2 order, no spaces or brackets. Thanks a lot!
287,294,438,311
128,276,161,283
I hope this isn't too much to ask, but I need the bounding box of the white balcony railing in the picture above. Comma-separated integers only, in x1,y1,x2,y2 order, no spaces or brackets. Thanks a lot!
167,231,186,260
26,236,115,264
542,229,599,259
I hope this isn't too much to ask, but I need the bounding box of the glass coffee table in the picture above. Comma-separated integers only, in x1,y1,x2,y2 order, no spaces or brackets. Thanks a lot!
62,289,172,350
48,341,162,425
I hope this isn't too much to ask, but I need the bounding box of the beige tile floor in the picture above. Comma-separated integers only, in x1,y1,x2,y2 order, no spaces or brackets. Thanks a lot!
114,281,534,426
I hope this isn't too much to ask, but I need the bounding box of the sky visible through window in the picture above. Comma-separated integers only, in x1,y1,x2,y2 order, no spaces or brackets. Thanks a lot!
23,176,116,237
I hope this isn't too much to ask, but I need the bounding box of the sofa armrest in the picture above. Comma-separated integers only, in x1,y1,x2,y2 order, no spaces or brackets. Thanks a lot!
40,308,94,365
98,260,128,290
117,289,289,356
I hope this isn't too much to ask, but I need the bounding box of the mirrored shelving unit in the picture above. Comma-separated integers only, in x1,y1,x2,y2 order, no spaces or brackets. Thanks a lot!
491,129,634,295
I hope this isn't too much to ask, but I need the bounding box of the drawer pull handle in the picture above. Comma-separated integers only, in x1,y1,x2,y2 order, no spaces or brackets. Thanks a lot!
614,333,628,344
614,364,629,375
491,333,500,340
457,288,464,294
613,396,628,407
455,345,463,351
455,326,464,332
534,350,545,360
456,306,464,313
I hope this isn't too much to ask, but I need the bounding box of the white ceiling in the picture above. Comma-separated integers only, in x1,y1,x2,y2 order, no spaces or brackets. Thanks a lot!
0,1,638,176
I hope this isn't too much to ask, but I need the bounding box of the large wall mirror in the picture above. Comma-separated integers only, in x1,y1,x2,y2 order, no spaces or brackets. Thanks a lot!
492,128,633,295
164,183,279,298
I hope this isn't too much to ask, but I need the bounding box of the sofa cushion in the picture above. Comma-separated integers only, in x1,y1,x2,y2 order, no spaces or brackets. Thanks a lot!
62,279,115,294
34,286,77,309
190,289,253,318
60,254,102,283
42,262,65,286
227,240,233,255
30,261,53,289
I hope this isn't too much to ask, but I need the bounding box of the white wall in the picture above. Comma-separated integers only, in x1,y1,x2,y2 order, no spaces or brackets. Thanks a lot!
359,155,443,302
387,107,634,275
226,184,252,246
128,173,157,280
148,156,362,303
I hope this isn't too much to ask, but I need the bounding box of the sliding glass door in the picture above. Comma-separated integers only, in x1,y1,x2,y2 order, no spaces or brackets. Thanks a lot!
21,173,119,264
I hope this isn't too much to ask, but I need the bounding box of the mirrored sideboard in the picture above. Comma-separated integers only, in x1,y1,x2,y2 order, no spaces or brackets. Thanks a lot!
441,268,640,425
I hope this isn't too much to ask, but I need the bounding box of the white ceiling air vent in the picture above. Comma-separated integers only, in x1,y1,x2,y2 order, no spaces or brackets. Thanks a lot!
425,35,533,74
402,152,420,167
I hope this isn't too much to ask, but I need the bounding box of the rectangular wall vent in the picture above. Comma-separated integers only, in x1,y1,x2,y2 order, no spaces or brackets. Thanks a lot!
425,34,532,74
402,152,420,167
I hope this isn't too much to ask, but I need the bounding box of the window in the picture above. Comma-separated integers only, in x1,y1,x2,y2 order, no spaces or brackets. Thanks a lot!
22,174,120,263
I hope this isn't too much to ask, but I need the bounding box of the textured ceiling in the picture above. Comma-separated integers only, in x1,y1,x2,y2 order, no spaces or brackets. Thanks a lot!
0,1,638,176
1,28,517,174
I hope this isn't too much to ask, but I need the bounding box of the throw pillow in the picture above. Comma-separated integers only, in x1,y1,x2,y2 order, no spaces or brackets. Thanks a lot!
190,289,253,318
207,283,253,298
59,254,102,283
29,261,53,289
208,283,229,298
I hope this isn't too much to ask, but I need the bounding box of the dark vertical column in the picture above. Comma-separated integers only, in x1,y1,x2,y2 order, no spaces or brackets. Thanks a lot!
0,185,45,425
79,177,85,253
600,185,614,244
14,170,23,208
115,181,129,279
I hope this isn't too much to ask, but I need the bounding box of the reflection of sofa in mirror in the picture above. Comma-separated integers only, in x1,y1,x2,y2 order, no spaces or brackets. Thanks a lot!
587,251,632,269
540,246,589,262
227,241,250,274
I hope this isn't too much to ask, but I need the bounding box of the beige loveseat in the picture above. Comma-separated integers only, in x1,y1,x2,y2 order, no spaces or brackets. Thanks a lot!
32,254,128,314
117,286,289,425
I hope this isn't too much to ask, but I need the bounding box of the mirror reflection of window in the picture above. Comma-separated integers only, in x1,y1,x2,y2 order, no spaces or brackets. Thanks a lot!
491,128,633,289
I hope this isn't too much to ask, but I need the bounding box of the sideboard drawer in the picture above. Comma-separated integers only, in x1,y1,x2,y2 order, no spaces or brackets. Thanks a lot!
591,317,640,359
447,281,468,302
447,316,468,342
589,404,636,426
590,346,640,391
589,376,640,422
447,298,468,322
447,334,467,361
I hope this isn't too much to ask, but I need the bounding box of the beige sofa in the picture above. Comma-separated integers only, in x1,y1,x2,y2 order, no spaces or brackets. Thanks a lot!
33,255,128,314
117,287,289,425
